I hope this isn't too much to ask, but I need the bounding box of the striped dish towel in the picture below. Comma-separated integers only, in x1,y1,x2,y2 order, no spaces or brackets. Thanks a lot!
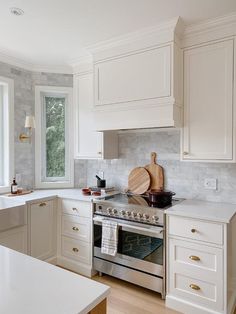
101,220,118,256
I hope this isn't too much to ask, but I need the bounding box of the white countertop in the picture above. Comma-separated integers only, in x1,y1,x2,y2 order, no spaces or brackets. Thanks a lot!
0,245,109,314
0,189,118,210
165,199,236,223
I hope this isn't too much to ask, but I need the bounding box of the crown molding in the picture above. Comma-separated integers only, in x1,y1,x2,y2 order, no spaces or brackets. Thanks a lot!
183,11,236,47
87,16,184,57
0,49,73,74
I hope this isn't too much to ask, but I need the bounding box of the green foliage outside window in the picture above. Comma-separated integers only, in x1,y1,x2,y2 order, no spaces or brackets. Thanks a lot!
45,96,65,177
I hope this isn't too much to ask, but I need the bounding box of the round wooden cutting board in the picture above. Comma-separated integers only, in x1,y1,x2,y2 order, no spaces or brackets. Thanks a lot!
128,167,151,195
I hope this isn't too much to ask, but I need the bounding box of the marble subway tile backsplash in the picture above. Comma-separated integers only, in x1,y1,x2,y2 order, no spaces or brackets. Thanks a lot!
74,130,236,204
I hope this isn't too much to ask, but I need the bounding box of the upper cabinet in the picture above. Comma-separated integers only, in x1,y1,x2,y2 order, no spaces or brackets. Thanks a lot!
90,18,184,131
182,39,234,162
74,71,118,159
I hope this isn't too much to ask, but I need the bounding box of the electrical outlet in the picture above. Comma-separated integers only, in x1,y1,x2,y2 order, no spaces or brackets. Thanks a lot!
204,178,217,190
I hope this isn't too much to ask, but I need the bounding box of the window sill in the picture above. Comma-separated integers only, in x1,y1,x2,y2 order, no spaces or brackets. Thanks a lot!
0,186,10,194
35,181,74,189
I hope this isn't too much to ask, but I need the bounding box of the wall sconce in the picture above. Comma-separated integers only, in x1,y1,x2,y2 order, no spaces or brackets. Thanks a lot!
19,115,35,142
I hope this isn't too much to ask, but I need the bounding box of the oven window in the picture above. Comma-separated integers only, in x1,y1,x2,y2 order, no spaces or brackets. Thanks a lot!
94,224,163,265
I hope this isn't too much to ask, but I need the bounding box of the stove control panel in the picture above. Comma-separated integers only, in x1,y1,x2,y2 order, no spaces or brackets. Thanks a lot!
94,203,164,226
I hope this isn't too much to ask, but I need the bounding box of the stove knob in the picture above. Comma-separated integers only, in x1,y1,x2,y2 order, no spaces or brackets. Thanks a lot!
131,212,137,218
152,215,159,222
107,207,112,214
112,208,117,215
120,210,126,216
125,211,131,216
137,213,143,219
143,214,149,220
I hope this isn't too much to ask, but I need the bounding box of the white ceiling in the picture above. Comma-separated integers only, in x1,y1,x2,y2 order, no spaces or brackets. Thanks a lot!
0,0,236,71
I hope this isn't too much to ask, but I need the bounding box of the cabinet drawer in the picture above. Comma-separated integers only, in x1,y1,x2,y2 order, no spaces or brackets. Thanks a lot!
61,215,91,242
61,199,91,218
61,236,90,264
169,238,222,273
172,273,223,310
168,216,223,245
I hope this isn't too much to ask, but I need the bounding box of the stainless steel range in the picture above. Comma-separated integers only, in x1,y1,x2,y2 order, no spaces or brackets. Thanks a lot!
92,193,183,298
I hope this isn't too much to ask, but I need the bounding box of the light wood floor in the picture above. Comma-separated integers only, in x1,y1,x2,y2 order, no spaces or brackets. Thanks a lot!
93,275,181,314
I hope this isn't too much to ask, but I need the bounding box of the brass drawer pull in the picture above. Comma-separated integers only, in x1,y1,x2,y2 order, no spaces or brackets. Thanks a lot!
39,202,47,207
189,255,200,261
72,227,79,231
72,247,79,253
72,207,78,211
191,228,197,233
189,284,200,291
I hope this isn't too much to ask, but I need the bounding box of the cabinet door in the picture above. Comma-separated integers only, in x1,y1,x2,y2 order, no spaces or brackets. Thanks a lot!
29,200,56,260
183,40,234,161
0,226,27,254
74,73,103,159
94,45,171,107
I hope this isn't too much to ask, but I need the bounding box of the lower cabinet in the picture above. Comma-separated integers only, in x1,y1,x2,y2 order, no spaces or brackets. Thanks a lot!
57,199,93,277
28,199,57,262
0,226,27,254
166,215,236,314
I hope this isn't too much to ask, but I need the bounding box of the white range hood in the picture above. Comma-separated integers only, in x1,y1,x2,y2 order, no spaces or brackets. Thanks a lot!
89,17,184,131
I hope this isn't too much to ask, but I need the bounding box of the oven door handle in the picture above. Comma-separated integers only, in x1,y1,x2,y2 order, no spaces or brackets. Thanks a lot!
93,216,163,238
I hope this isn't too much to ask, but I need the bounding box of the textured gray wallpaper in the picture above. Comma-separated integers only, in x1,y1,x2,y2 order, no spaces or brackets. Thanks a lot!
0,61,73,189
74,130,236,204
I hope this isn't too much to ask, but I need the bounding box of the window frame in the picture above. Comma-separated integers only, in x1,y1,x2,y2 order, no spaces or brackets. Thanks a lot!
0,76,14,193
35,85,74,188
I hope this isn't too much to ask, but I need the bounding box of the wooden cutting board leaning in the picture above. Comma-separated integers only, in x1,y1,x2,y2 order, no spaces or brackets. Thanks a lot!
128,167,151,195
145,152,164,190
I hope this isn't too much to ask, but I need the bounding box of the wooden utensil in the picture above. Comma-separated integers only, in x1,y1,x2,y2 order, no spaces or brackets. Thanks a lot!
145,152,164,190
128,167,150,195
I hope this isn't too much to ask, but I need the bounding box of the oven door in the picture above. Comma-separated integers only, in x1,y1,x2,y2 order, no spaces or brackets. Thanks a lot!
93,215,164,277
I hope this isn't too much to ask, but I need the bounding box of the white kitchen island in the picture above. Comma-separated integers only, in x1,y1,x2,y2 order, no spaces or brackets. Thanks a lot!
0,245,109,314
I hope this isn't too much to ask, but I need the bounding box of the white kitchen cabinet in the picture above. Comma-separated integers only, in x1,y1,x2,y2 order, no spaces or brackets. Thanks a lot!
166,213,236,314
74,72,118,159
57,199,93,277
28,199,57,262
93,42,183,131
182,39,234,161
0,226,27,254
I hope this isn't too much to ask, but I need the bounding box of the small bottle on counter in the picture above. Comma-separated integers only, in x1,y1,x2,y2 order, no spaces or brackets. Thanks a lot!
11,177,18,194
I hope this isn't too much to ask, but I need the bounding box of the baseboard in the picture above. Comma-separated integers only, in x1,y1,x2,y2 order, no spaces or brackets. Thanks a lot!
57,256,92,277
45,256,57,265
166,295,222,314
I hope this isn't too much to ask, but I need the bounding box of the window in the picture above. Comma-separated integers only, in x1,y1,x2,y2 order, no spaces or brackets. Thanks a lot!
0,76,14,193
35,86,73,188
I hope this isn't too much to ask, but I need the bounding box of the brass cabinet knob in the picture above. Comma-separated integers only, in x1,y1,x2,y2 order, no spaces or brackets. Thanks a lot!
72,248,79,253
191,228,197,233
39,202,47,207
189,255,200,261
189,284,200,291
72,227,79,231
